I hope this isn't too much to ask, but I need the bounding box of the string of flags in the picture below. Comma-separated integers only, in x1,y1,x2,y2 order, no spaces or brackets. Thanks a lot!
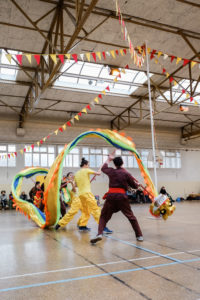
115,0,144,68
0,66,129,161
3,48,129,66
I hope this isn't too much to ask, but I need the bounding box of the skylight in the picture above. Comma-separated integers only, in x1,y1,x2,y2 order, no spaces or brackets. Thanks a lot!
54,60,152,96
0,49,19,81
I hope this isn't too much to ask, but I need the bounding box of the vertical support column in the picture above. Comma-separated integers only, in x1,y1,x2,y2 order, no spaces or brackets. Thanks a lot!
145,42,158,191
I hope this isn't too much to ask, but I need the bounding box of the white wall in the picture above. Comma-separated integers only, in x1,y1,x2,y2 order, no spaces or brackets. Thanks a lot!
0,119,200,199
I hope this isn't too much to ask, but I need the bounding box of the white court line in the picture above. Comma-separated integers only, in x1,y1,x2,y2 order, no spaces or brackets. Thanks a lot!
0,249,200,281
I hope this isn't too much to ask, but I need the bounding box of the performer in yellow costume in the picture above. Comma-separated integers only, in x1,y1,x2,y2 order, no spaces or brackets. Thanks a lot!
55,172,86,230
75,157,112,233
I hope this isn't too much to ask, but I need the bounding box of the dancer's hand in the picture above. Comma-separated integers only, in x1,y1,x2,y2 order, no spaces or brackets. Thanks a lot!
108,153,115,161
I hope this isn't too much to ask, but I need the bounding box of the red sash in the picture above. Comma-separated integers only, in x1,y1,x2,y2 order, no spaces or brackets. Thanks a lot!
103,188,126,199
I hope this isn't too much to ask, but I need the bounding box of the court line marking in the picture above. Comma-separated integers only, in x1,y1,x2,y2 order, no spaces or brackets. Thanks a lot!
1,249,200,281
105,235,183,263
1,257,200,293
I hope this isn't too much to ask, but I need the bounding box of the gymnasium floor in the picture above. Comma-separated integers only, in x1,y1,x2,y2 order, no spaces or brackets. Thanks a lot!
0,202,200,300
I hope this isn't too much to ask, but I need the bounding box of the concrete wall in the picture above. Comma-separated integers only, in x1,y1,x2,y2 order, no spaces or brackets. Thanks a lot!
0,119,200,199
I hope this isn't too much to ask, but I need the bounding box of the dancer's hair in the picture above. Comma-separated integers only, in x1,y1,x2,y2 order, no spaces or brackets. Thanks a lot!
113,156,123,168
80,157,89,167
66,172,73,177
160,187,167,195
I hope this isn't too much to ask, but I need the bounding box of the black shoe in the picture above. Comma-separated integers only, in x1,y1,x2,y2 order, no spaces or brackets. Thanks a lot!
55,224,60,230
78,226,91,232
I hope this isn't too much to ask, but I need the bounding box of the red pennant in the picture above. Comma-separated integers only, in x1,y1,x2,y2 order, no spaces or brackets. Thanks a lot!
67,121,71,127
150,50,157,60
125,64,129,69
24,148,26,152
16,54,22,65
102,51,106,60
91,52,96,62
86,105,91,110
47,135,50,139
72,54,78,63
171,56,175,63
106,86,110,91
182,89,186,94
40,140,43,144
14,152,17,157
8,154,10,159
58,54,64,64
98,94,102,99
31,144,34,149
78,112,82,117
34,55,40,65
59,127,63,132
117,73,121,78
123,49,127,55
115,50,119,56
162,68,166,74
183,59,190,66
169,77,174,83
190,97,193,102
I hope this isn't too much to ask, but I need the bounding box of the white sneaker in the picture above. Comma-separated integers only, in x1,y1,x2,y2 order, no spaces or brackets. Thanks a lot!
136,236,144,242
90,234,103,244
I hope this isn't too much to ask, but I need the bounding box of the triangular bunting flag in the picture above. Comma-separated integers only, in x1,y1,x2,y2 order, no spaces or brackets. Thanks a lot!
43,54,49,64
190,96,193,102
98,94,102,99
169,77,174,83
50,54,57,64
75,115,79,120
86,53,90,62
123,49,127,55
173,81,177,86
65,54,71,60
78,112,82,117
62,124,66,130
106,51,111,57
59,127,63,133
147,48,151,54
25,54,32,64
94,97,99,103
96,52,101,60
5,54,12,64
106,86,110,91
163,54,168,60
14,152,17,157
39,140,43,145
154,59,158,64
194,100,198,105
186,93,190,98
162,68,166,73
120,49,124,56
82,108,87,113
102,51,106,60
115,50,119,56
86,105,91,110
183,59,190,66
20,149,23,155
114,77,118,82
102,90,106,95
16,54,23,65
91,52,96,62
54,129,58,135
91,101,95,107
72,54,78,63
171,55,175,63
80,53,84,61
58,54,64,64
176,57,182,65
166,72,170,78
31,144,34,149
37,141,40,146
157,51,162,58
191,61,197,68
150,49,157,60
34,55,40,65
67,121,71,127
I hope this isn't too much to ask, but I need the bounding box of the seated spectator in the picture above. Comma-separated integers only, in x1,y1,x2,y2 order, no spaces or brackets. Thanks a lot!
9,192,14,209
29,181,41,202
136,187,146,203
20,191,28,201
0,190,8,209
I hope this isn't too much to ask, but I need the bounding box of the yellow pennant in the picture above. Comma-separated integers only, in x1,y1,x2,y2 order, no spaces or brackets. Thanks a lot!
27,146,31,151
110,50,116,58
147,48,151,54
154,59,158,64
176,57,182,65
75,115,79,120
86,53,90,62
173,81,177,86
50,54,57,64
137,46,142,53
20,149,24,155
194,100,198,105
157,51,163,58
5,54,12,64
114,77,118,82
96,52,101,60
11,153,15,158
25,54,32,64
37,141,40,146
82,108,87,113
121,69,126,74
191,61,197,68
65,54,71,60
94,97,99,104
62,124,66,130
166,72,170,78
186,93,190,98
4,154,7,159
102,90,106,95
43,137,47,142
120,49,124,56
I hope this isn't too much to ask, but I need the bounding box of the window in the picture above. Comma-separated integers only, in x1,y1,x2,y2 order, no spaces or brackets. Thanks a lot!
160,151,181,169
0,49,19,80
24,145,55,167
0,144,16,167
58,146,80,167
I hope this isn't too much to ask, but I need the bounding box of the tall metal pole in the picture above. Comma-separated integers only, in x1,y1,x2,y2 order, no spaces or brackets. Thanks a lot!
145,42,158,191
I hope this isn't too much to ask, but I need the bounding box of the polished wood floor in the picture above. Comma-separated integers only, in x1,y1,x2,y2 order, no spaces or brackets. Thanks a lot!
0,201,200,300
